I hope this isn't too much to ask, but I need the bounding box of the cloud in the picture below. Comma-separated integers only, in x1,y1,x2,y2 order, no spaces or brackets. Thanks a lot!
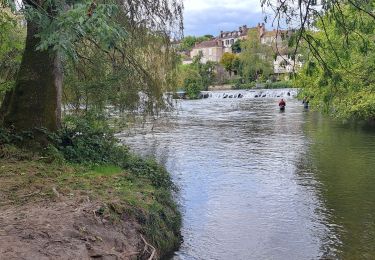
183,0,265,36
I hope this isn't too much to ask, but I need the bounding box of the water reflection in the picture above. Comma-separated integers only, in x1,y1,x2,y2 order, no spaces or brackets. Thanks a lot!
119,93,375,260
303,113,375,259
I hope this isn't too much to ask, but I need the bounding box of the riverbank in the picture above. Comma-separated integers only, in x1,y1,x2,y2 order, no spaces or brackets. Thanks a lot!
0,144,181,259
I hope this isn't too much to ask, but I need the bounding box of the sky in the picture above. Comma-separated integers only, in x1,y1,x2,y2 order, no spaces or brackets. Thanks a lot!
183,0,266,36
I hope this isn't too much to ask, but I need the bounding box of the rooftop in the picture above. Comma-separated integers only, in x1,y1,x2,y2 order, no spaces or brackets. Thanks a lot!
194,39,221,48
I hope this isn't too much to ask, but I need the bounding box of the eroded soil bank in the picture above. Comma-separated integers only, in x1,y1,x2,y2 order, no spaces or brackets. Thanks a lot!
0,199,145,259
0,146,181,260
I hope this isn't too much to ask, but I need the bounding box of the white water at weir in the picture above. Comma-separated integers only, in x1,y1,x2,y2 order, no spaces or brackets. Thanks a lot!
200,88,298,99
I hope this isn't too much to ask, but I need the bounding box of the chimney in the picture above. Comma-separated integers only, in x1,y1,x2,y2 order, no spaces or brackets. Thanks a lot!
220,30,223,38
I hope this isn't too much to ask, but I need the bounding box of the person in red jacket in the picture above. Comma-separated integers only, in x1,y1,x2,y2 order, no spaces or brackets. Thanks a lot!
279,99,286,110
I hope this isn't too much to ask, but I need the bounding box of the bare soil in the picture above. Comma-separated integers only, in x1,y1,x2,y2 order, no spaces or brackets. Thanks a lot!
0,198,154,260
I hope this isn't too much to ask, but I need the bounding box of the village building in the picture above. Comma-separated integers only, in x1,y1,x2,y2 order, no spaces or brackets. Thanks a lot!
220,25,250,52
260,29,290,46
273,55,303,76
190,23,266,63
189,39,224,63
189,22,298,75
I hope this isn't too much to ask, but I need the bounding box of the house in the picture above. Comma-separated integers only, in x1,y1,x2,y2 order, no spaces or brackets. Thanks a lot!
273,55,303,76
219,25,249,52
190,23,266,63
190,39,224,63
189,22,300,76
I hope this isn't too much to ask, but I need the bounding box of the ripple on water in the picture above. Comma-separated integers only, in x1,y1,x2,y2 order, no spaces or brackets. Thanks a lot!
121,91,375,260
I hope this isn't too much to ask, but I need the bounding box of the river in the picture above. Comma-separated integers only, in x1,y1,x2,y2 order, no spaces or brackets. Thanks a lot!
118,89,375,260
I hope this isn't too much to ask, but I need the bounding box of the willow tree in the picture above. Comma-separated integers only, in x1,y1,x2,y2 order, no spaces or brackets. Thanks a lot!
261,0,375,119
240,29,272,82
0,0,183,132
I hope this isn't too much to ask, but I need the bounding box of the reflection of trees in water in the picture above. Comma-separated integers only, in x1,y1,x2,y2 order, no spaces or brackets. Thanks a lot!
294,139,342,259
301,113,375,259
147,138,170,168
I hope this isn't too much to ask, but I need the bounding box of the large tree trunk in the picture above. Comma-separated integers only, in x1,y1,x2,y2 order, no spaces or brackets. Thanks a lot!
0,20,62,132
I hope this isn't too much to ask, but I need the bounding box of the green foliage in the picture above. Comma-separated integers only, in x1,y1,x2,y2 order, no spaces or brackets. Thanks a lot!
1,0,183,132
176,56,216,98
192,57,216,91
179,35,211,51
121,155,175,190
55,113,129,165
295,4,375,121
231,39,243,54
0,9,25,97
179,66,202,99
220,52,240,76
29,3,127,57
239,29,273,82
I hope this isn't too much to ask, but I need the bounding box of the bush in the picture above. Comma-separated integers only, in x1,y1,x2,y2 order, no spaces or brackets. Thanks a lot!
185,82,202,99
55,113,129,165
121,155,175,190
1,113,175,191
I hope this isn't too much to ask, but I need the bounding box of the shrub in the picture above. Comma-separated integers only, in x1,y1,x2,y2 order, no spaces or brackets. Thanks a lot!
55,113,129,165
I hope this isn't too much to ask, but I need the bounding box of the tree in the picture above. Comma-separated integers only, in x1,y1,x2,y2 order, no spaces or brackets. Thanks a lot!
231,39,243,54
220,52,239,77
0,9,25,101
239,29,273,82
262,0,375,75
0,0,183,134
295,5,375,120
176,65,203,99
179,35,212,51
191,56,216,91
263,0,375,120
204,34,214,39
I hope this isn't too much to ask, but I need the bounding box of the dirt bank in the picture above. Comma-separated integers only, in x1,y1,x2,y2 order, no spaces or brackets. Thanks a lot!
0,145,181,260
0,198,152,260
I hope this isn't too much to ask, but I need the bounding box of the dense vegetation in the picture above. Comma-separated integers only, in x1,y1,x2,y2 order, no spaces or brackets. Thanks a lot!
0,120,182,255
262,0,375,121
176,55,216,99
0,0,183,133
295,5,375,121
176,35,214,52
0,0,184,255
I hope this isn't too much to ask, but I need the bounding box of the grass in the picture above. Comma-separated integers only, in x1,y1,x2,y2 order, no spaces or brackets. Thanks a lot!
0,144,181,256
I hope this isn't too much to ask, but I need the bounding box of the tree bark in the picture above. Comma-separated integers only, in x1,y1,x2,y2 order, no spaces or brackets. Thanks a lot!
0,20,62,132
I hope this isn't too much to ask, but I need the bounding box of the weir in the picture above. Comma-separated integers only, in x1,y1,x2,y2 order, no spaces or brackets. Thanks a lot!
200,88,298,99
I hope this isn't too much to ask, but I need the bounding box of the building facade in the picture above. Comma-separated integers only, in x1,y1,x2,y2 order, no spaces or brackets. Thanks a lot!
190,39,224,63
190,23,299,75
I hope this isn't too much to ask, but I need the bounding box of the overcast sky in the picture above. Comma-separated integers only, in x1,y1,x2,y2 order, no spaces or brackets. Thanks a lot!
183,0,266,36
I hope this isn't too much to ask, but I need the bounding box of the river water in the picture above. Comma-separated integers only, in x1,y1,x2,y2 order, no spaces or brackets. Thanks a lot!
119,89,375,260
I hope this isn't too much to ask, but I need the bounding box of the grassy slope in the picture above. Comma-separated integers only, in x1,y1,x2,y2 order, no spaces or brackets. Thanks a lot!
0,145,181,257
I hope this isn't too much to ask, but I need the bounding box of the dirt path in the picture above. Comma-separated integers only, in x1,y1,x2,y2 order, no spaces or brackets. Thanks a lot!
0,198,152,260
